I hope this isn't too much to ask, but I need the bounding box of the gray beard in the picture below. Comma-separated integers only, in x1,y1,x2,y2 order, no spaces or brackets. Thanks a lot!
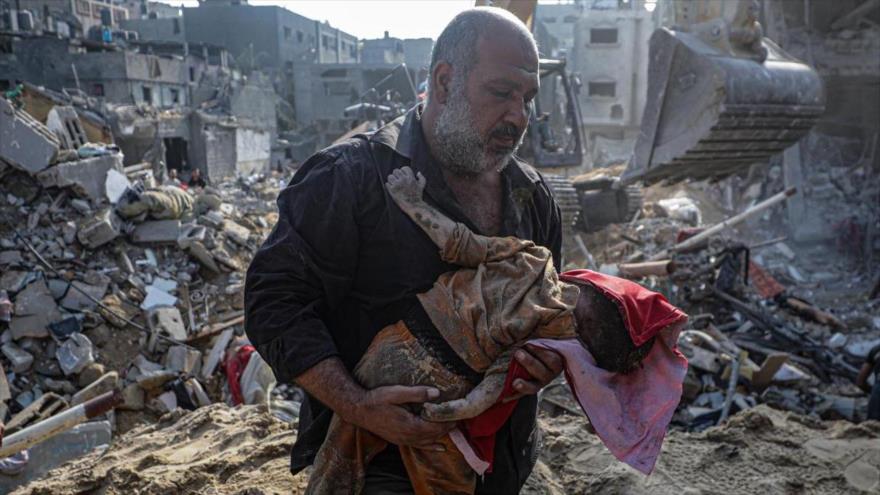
432,85,521,177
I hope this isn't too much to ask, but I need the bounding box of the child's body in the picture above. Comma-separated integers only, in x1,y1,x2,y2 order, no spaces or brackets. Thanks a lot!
306,167,685,495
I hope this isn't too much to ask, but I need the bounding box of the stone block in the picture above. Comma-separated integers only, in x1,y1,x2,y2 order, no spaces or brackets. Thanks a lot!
77,208,123,249
164,345,202,376
1,342,33,373
131,219,182,244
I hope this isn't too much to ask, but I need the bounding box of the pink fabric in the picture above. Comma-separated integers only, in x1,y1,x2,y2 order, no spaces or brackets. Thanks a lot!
453,326,688,476
526,333,687,475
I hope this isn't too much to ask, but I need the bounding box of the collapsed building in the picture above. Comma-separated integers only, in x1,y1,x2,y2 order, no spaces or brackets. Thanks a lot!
0,8,278,181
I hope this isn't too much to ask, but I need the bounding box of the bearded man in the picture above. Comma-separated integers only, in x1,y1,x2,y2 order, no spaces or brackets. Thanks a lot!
245,8,564,493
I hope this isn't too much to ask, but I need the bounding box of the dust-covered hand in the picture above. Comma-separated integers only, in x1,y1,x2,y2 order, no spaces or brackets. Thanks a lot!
503,345,564,402
346,385,455,451
385,166,426,210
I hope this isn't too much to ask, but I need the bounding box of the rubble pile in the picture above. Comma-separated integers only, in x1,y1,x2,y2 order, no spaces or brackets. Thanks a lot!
11,401,878,495
570,130,880,429
0,93,295,487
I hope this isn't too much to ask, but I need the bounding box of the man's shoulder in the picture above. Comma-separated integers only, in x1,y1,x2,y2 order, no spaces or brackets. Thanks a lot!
869,344,880,363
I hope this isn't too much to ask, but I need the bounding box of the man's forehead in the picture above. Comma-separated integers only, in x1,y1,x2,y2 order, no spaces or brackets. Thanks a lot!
473,35,539,85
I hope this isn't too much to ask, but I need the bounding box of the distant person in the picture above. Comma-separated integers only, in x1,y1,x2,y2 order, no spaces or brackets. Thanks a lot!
188,168,207,189
856,343,880,420
165,168,183,188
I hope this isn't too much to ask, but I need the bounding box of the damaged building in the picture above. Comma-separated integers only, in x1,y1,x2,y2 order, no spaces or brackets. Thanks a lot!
0,6,277,181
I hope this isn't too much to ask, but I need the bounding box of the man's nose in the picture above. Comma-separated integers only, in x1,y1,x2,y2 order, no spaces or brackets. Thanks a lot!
504,100,530,135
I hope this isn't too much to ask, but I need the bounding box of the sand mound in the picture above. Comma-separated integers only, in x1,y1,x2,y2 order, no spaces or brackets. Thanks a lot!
525,405,880,494
11,404,307,495
13,405,880,494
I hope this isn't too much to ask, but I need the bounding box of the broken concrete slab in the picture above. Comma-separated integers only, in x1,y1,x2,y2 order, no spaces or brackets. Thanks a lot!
141,286,178,311
0,97,60,174
0,270,32,293
223,220,252,246
36,153,124,201
71,371,119,406
77,208,123,249
136,369,177,391
201,328,234,380
186,241,221,273
10,279,61,339
164,345,202,376
131,219,182,244
0,362,10,403
59,280,108,312
56,333,95,376
1,342,34,373
146,306,186,341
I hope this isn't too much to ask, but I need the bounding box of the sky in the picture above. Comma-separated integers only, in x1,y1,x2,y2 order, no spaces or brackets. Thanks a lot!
158,0,479,40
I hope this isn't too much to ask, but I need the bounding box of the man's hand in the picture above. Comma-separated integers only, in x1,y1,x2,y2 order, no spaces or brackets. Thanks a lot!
296,358,454,451
344,385,456,451
503,344,564,402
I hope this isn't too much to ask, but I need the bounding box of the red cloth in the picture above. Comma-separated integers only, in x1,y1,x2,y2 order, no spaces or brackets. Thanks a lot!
457,269,688,473
224,345,255,406
559,269,686,347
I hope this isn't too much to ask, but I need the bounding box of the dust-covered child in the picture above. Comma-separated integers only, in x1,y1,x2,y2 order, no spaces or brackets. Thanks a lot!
307,167,689,495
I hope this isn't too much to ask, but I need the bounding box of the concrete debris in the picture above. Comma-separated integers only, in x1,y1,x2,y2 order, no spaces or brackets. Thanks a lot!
131,220,182,244
56,333,96,376
141,287,178,311
9,280,61,340
0,97,59,174
2,342,34,373
164,346,202,376
76,208,123,249
37,153,125,202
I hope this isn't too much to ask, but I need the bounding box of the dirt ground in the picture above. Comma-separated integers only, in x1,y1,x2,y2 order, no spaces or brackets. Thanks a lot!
12,403,880,495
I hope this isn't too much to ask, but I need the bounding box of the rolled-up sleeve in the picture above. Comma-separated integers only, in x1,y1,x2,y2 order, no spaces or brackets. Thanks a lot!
245,147,361,383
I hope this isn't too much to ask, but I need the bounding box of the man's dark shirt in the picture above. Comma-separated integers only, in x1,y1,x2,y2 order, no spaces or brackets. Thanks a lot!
245,106,562,493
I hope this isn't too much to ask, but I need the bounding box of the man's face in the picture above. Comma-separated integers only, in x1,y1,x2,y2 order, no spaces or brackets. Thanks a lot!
433,35,539,176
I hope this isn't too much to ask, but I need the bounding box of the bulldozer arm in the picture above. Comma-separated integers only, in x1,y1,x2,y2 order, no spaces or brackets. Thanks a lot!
623,26,825,185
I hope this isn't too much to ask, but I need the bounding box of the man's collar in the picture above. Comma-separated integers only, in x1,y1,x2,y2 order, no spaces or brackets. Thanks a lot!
369,104,542,192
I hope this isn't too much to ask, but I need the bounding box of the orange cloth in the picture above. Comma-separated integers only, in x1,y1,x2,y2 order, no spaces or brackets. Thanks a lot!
417,224,579,373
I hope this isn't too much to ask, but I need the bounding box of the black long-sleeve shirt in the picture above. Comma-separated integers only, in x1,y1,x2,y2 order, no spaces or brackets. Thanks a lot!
245,106,562,493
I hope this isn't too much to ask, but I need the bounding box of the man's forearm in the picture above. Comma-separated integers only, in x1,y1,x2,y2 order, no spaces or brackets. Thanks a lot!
294,357,366,423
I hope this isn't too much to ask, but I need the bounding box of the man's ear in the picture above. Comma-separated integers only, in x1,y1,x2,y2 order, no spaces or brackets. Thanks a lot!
431,62,453,105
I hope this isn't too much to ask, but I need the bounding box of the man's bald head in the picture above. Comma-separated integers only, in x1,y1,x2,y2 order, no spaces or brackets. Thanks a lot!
423,7,539,176
427,7,537,101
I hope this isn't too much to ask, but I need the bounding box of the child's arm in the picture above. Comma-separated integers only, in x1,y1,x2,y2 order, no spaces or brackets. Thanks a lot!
386,166,458,251
420,350,513,422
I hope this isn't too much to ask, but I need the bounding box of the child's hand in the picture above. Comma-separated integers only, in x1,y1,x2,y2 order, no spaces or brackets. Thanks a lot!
386,166,426,207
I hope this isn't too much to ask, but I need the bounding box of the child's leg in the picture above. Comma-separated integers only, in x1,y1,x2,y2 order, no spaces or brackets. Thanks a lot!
308,320,474,493
306,415,388,494
399,436,477,495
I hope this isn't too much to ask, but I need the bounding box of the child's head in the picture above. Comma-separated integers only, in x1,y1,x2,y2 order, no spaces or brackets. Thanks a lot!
573,283,655,373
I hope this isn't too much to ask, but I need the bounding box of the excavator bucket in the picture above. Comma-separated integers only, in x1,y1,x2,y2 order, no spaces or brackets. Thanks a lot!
622,27,825,185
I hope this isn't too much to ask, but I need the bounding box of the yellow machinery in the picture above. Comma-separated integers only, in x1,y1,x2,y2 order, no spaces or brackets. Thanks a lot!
479,0,825,230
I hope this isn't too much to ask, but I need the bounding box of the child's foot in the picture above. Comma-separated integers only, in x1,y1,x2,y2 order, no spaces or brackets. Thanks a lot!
386,166,426,209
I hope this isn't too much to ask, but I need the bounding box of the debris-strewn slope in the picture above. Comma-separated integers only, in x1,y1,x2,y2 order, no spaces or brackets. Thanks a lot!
15,404,880,494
